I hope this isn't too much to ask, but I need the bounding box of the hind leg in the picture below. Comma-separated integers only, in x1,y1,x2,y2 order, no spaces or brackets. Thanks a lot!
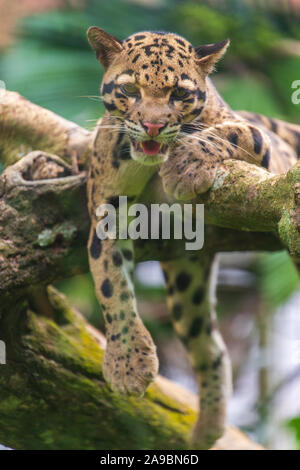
161,253,232,449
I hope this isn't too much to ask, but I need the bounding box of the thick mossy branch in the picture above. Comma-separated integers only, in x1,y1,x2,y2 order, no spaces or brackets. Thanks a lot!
0,91,92,167
198,159,300,257
0,286,263,450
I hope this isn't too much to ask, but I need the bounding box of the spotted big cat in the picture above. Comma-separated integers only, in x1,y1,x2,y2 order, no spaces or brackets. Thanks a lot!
86,26,300,449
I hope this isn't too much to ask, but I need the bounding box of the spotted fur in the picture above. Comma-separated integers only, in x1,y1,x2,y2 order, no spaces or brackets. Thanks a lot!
86,27,300,449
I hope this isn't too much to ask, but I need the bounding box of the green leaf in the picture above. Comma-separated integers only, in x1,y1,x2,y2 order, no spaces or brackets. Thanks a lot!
257,251,300,308
286,417,300,449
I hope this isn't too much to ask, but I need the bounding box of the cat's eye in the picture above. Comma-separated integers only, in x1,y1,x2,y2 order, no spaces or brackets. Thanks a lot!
171,88,190,100
120,83,140,97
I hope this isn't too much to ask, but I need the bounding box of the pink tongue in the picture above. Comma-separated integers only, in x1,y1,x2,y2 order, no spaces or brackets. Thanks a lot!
141,140,161,156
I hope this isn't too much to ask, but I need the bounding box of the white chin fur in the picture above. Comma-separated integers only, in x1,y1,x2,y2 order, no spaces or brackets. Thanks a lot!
130,147,169,166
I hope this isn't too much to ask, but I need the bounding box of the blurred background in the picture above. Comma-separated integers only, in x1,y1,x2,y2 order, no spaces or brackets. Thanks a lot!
1,0,300,450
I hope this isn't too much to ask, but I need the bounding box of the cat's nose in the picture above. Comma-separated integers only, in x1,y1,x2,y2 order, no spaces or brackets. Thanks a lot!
142,122,164,137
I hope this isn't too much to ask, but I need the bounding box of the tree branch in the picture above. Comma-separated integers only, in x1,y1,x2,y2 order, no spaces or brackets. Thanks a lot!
196,159,300,258
0,151,284,310
0,286,263,450
0,151,89,309
0,91,92,167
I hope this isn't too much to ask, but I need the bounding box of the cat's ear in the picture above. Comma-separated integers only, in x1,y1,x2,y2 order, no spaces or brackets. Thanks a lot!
87,26,123,69
195,39,230,75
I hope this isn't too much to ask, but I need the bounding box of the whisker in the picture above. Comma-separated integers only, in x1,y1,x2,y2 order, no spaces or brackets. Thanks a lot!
200,131,258,162
93,128,126,135
86,124,126,134
77,95,104,102
179,128,258,163
94,125,124,129
177,133,218,150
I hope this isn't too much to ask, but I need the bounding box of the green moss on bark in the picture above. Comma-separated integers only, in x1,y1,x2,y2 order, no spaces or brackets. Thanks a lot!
0,287,196,450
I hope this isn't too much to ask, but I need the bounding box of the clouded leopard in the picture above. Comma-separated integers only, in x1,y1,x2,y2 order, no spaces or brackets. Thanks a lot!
86,26,300,449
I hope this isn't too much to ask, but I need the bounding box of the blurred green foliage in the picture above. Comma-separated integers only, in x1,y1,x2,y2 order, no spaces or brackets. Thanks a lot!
287,417,300,449
170,2,280,63
0,0,167,126
217,75,285,117
257,251,299,308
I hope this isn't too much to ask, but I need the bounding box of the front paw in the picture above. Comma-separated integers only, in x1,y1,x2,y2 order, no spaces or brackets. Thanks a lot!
159,158,216,201
103,321,159,397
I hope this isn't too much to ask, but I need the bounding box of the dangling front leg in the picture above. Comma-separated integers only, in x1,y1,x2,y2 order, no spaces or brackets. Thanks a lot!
88,225,159,396
161,254,232,449
87,120,159,396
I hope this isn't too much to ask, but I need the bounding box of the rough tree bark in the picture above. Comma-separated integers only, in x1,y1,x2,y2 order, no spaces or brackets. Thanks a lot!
2,90,298,450
0,91,91,167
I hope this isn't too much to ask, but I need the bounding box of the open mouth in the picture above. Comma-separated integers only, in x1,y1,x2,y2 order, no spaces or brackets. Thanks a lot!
133,140,168,156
